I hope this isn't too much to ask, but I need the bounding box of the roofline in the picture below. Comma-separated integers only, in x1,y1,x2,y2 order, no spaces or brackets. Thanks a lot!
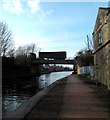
99,7,110,9
92,7,110,34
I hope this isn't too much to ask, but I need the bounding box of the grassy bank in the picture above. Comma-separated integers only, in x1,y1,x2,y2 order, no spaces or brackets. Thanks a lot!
78,74,110,112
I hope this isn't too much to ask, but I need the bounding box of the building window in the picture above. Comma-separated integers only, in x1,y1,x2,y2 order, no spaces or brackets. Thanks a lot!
98,30,103,45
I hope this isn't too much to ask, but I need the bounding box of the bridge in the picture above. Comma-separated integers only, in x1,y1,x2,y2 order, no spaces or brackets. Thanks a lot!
34,59,74,64
35,51,74,64
31,51,75,76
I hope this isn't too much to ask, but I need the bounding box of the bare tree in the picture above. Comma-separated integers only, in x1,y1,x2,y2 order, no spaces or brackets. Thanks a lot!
15,44,41,65
15,44,40,57
25,44,36,56
15,46,26,56
75,49,94,67
0,21,14,57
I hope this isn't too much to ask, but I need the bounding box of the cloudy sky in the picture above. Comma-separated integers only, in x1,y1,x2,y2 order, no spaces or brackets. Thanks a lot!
0,0,108,58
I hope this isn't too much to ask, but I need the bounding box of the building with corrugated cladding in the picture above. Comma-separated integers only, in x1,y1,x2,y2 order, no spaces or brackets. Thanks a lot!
93,7,110,90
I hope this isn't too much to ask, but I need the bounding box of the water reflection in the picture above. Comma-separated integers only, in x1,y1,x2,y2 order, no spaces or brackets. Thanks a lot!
2,94,31,117
3,71,72,117
37,71,72,89
37,74,51,90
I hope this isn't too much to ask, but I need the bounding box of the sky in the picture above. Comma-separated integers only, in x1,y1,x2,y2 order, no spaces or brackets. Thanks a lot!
0,0,109,58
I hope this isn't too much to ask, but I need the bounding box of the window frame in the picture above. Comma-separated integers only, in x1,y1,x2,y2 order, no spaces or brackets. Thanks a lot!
98,30,103,45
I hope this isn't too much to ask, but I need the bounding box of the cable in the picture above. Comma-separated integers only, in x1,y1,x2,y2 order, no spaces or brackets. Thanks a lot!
41,36,88,43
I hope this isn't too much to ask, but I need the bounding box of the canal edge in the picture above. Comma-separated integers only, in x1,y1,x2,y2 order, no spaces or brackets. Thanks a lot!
3,77,65,119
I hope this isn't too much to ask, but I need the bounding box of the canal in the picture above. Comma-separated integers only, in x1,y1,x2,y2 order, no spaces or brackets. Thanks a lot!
2,71,72,117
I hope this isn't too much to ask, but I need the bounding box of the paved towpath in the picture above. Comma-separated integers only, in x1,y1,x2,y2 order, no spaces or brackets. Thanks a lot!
59,75,109,119
25,75,109,119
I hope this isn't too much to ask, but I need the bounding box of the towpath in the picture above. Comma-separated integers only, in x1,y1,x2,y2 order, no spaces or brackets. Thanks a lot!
25,75,109,119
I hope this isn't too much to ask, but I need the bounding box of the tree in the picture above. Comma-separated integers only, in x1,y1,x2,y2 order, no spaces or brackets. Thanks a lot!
15,44,40,57
0,21,14,57
74,49,94,67
15,44,41,66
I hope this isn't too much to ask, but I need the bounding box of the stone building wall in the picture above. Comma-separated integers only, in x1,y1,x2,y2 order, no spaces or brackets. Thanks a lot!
93,7,110,90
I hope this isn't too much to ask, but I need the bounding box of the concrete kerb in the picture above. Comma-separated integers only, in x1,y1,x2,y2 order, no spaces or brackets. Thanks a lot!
4,77,65,119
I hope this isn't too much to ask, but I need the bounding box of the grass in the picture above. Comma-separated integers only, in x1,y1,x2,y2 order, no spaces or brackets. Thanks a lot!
78,74,110,112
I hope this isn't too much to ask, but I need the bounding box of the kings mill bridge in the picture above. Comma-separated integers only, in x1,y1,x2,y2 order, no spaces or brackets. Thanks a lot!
31,51,75,76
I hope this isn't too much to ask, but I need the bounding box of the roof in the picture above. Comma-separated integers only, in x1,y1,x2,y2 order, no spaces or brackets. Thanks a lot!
99,7,110,14
99,7,110,10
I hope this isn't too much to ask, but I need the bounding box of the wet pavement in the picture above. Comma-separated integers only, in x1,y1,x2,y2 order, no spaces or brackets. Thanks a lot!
20,75,110,119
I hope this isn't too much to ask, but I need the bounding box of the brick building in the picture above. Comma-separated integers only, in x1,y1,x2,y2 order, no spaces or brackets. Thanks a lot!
93,7,110,89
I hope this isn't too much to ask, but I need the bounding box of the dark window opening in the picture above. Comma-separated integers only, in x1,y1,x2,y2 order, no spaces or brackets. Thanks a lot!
98,30,103,45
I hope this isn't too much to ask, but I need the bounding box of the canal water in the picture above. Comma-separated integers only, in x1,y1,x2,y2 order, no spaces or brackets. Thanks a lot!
2,71,72,117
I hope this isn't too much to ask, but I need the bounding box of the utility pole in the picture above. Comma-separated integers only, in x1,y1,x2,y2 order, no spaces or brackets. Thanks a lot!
87,35,90,50
86,35,94,51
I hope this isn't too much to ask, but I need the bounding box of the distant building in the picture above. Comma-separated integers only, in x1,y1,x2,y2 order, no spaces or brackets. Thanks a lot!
93,7,110,89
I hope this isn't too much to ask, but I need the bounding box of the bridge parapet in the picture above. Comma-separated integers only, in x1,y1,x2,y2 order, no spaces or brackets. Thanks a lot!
35,59,74,64
65,57,74,60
